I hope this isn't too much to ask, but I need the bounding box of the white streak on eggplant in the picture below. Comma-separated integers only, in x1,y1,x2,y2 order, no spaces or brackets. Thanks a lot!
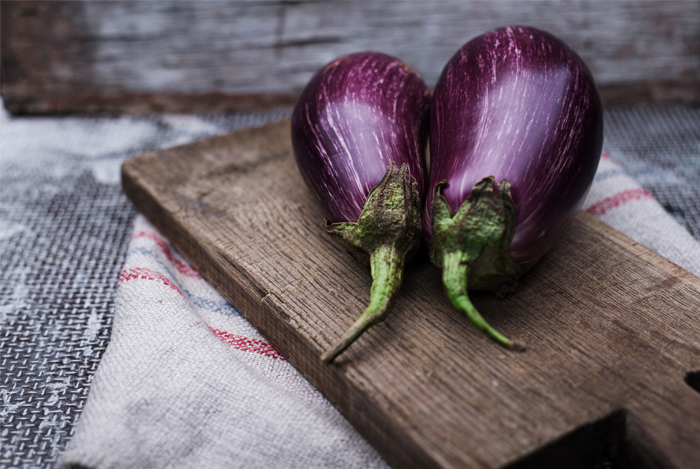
292,52,429,224
426,26,603,273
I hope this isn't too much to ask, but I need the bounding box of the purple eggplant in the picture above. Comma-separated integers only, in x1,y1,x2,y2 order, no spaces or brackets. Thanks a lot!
426,26,603,348
292,52,429,363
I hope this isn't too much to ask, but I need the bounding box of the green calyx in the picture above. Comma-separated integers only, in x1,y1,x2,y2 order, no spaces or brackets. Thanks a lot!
430,177,524,350
321,161,422,363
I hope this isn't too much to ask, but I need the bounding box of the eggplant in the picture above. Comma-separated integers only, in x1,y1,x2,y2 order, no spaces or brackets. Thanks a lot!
426,26,603,348
292,52,429,363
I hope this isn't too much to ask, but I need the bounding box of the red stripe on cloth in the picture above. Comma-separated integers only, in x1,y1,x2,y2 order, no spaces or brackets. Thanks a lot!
601,151,610,160
210,328,284,360
119,267,187,298
585,188,653,217
132,231,202,278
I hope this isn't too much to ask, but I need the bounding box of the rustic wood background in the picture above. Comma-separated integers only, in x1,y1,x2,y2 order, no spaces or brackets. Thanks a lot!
2,0,700,114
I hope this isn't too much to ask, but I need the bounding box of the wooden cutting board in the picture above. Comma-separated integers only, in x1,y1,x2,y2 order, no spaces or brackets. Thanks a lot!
122,119,700,469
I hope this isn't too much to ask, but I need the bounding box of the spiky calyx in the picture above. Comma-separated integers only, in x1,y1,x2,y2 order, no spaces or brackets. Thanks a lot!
431,177,524,350
321,161,423,363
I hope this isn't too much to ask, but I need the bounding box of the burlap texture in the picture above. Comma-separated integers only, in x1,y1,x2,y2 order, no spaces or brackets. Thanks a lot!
58,150,700,468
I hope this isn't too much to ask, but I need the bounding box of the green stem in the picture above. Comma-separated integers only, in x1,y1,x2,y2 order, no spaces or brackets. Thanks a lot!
442,251,518,349
321,244,404,364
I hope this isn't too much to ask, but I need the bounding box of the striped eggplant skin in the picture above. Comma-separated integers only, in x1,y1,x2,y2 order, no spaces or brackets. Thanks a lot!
292,52,429,224
426,26,603,275
426,26,603,350
291,52,429,363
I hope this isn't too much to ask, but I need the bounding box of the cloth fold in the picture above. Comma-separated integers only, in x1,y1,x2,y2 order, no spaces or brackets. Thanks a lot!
583,153,700,275
58,216,388,469
58,151,700,468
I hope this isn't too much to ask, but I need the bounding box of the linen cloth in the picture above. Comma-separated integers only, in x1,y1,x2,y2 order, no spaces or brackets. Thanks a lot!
57,147,700,468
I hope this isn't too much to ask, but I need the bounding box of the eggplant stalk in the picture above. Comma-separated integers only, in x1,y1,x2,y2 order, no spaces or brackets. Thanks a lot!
320,244,404,363
430,177,524,350
441,251,514,347
321,161,422,363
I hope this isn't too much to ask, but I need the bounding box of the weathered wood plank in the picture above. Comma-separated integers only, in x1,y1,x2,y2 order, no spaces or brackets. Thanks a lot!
121,119,700,468
2,0,700,114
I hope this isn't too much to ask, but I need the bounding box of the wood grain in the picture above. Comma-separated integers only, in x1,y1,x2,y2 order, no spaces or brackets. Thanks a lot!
121,119,700,468
3,1,700,114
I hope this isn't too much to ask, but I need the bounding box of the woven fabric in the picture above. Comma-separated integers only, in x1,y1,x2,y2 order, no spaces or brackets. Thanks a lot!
57,217,387,468
603,108,700,241
2,106,700,468
583,153,700,274
0,108,291,468
58,158,700,468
